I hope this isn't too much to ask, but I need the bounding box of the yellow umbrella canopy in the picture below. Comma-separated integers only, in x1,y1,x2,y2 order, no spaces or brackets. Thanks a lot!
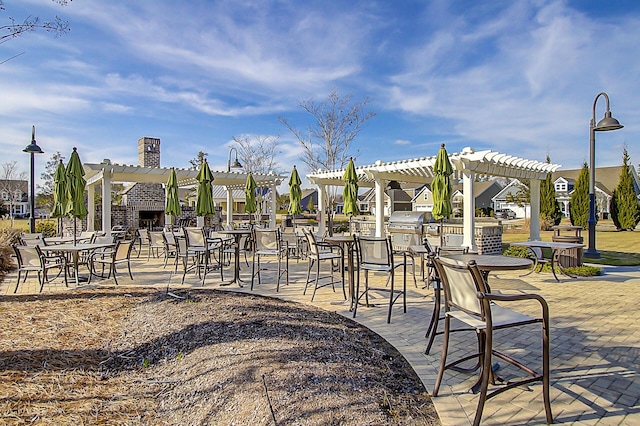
431,144,453,221
245,173,257,215
195,160,215,217
288,166,302,216
51,160,67,218
165,167,182,217
342,158,359,217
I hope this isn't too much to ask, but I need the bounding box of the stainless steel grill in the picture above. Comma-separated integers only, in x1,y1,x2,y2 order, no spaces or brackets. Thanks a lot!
387,211,425,251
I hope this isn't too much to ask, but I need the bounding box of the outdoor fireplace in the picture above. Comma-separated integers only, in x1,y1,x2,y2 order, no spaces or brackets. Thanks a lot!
139,210,164,230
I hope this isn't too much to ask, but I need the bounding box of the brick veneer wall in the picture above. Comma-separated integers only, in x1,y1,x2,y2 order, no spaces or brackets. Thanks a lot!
440,222,503,254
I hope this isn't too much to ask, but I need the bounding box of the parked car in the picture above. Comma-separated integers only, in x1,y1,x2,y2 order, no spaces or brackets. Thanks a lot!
494,209,516,220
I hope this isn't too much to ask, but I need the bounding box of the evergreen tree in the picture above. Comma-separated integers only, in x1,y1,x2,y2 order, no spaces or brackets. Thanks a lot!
540,155,562,229
610,148,640,230
569,163,590,229
36,151,65,212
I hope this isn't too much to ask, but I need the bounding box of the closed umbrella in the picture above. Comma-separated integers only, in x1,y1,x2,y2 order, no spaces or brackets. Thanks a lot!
51,159,67,236
195,160,215,217
165,167,182,226
245,173,257,223
431,143,453,248
342,157,359,217
288,166,302,227
65,147,88,245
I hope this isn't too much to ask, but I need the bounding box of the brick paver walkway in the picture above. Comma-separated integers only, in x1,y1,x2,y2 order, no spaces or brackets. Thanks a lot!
2,249,638,425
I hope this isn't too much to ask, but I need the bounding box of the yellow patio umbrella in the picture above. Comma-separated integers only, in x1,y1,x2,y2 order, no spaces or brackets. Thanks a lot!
65,147,88,245
195,160,215,217
245,173,257,222
431,144,453,247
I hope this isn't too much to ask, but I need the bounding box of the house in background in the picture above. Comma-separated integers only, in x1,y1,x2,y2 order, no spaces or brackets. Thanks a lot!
300,188,319,213
412,180,502,218
360,182,412,216
551,166,640,219
492,179,530,218
0,179,28,218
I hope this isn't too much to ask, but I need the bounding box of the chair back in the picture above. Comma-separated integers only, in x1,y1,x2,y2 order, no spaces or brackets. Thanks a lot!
356,236,393,268
302,228,319,256
433,257,488,318
20,233,43,246
114,240,134,261
13,244,42,269
92,235,115,245
184,227,206,248
137,229,150,244
148,231,165,247
253,228,280,251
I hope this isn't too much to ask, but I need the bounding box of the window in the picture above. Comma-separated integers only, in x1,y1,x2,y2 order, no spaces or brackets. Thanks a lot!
555,183,566,192
423,192,429,200
1,191,7,201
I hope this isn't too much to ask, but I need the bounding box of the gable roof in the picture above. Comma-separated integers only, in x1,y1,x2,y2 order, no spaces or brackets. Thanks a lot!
552,166,639,194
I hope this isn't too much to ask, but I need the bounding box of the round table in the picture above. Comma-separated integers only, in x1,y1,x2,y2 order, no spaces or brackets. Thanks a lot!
443,254,532,272
219,229,252,287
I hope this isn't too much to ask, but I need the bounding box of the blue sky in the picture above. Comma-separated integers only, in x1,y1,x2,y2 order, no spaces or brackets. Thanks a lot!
2,0,639,190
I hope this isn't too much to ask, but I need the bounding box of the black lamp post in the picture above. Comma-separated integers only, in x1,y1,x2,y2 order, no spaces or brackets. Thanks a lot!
22,125,44,234
584,92,623,259
227,147,242,172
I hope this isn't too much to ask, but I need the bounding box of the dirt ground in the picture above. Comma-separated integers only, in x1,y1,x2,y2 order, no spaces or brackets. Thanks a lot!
0,287,440,425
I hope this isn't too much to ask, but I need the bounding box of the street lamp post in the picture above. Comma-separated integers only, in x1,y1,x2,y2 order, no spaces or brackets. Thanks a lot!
22,125,44,234
584,92,623,259
227,147,243,172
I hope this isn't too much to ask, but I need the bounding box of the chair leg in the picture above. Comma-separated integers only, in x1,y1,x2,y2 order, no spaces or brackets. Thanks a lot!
127,262,133,280
433,315,451,397
303,259,313,295
310,259,321,301
472,330,493,426
425,288,441,354
387,270,394,324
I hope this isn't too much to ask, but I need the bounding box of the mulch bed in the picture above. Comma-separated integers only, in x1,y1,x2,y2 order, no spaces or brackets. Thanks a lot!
0,287,440,425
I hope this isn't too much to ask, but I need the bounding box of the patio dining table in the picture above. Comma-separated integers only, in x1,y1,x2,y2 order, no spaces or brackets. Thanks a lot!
45,242,116,286
511,241,584,281
324,235,357,310
219,229,252,287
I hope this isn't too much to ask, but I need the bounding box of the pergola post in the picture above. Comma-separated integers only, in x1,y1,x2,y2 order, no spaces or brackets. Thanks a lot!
529,179,541,241
269,182,277,228
225,186,233,226
317,184,326,236
87,184,95,231
374,178,385,237
102,169,112,235
462,170,477,252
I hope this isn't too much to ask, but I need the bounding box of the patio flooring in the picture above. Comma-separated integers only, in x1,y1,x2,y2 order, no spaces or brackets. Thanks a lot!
2,249,638,425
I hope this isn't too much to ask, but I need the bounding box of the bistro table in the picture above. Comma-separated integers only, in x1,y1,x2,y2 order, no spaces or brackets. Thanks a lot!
219,229,252,287
324,235,357,310
45,242,116,285
511,241,585,281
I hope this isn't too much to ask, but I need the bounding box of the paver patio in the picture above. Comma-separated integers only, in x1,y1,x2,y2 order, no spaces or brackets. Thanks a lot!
2,249,638,425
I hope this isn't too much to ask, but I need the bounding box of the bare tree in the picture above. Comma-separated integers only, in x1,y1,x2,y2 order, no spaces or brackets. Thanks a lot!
189,151,208,170
0,161,28,227
279,89,375,232
0,1,71,46
231,135,282,221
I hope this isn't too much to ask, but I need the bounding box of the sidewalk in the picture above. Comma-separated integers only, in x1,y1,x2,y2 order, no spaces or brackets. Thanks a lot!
2,253,638,425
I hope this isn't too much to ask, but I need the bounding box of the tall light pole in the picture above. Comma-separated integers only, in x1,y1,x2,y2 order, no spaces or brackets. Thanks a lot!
227,147,243,172
23,125,44,234
584,92,623,259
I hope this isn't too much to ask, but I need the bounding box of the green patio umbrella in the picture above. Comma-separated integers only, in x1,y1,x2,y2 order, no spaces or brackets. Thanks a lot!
51,159,67,236
342,157,359,217
165,167,182,226
431,144,453,247
245,173,257,222
65,147,88,245
288,165,302,216
195,160,215,217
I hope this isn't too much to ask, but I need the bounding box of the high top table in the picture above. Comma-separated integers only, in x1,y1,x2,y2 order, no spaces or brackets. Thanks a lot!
324,235,357,310
219,229,252,287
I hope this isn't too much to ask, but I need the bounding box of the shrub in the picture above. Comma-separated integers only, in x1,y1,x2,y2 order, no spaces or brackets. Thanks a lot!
503,246,530,258
36,220,57,237
0,228,22,274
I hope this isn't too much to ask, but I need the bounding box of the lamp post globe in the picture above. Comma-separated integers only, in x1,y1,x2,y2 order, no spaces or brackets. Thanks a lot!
22,125,44,234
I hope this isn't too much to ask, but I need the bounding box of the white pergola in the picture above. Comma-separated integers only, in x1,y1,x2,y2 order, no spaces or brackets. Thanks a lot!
307,147,560,251
83,160,285,234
